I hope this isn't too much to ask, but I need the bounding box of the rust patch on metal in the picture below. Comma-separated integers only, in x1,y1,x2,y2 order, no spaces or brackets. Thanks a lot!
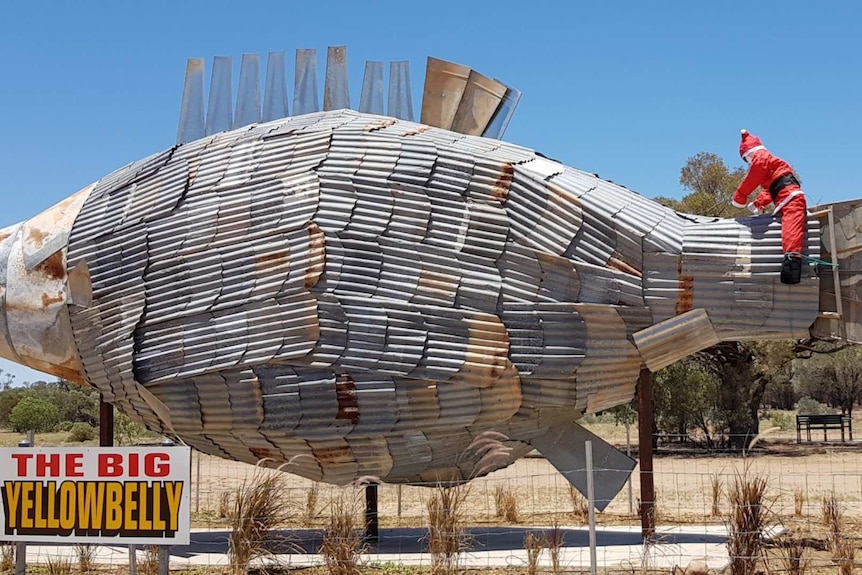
676,275,694,315
335,373,359,425
305,223,325,289
27,226,49,249
0,230,13,243
250,447,276,460
33,251,67,281
313,444,353,464
402,126,431,136
41,290,65,308
607,255,643,278
547,181,583,206
364,118,397,133
493,163,514,203
255,251,289,272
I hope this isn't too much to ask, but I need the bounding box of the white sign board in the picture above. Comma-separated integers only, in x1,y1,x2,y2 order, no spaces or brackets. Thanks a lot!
0,446,191,544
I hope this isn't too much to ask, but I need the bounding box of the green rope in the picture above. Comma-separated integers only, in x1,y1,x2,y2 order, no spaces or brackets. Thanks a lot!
794,253,837,268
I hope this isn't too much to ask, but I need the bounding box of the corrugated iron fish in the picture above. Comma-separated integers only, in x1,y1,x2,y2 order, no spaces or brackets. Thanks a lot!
1,109,857,509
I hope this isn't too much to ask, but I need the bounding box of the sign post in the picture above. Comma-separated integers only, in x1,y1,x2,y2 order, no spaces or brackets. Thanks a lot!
0,446,191,547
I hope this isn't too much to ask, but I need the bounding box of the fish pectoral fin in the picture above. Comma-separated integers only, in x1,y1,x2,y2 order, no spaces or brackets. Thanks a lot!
632,308,719,372
529,421,635,512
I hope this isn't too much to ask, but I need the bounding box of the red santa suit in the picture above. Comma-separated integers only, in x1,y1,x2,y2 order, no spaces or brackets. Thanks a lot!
731,129,807,284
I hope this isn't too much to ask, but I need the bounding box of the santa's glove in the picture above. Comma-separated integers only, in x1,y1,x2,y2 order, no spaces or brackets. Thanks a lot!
747,202,761,215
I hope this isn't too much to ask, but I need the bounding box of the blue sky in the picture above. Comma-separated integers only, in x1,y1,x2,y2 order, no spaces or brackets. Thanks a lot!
0,0,860,384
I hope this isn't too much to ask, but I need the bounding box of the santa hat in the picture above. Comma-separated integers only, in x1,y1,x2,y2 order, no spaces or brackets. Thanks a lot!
739,129,766,159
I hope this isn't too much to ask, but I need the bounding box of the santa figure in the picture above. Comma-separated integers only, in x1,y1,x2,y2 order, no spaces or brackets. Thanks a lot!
731,129,807,284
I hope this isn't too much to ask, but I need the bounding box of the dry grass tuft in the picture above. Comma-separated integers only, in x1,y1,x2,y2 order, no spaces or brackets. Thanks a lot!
726,467,769,575
218,491,232,518
710,472,723,517
138,546,160,575
541,522,564,574
772,537,810,575
304,481,321,526
75,544,95,574
793,487,805,517
822,492,855,575
494,485,519,523
568,485,589,520
228,468,290,575
0,543,14,572
426,482,471,575
46,553,73,575
320,491,366,575
524,531,542,575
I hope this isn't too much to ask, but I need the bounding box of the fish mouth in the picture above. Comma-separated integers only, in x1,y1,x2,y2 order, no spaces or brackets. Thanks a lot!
0,183,96,384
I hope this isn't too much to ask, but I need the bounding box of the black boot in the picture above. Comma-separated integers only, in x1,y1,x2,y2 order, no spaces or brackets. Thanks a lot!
780,254,802,285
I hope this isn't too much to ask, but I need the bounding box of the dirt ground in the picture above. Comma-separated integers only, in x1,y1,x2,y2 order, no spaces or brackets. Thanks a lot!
2,415,860,573
186,419,862,527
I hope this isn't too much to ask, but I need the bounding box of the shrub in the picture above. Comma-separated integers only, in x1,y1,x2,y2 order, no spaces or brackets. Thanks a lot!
67,422,98,442
9,396,60,433
114,412,147,446
795,398,830,415
769,411,794,431
54,420,74,432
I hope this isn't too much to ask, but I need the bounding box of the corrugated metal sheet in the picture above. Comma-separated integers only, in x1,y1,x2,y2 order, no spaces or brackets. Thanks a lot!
323,46,350,111
359,61,385,115
387,61,413,121
482,85,521,140
632,308,720,372
421,57,470,130
294,49,320,115
206,56,233,135
450,70,507,136
177,58,205,144
263,52,289,122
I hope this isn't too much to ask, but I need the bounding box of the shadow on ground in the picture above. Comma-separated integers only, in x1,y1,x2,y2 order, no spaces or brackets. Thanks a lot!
172,527,727,558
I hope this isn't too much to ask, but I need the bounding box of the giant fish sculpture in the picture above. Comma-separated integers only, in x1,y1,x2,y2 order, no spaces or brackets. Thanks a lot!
2,102,861,508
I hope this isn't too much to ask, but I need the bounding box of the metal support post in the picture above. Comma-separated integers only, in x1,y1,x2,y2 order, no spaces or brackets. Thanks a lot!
15,437,31,575
365,484,379,540
99,396,114,447
585,440,597,575
637,368,656,538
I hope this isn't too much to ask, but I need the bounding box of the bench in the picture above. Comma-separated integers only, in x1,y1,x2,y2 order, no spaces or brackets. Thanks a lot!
796,414,853,443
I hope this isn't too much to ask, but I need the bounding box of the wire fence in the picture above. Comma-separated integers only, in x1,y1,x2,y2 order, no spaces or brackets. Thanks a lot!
2,432,861,574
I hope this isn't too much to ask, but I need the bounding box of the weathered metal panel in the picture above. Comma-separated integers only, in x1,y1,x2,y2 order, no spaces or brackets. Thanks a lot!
323,46,350,111
632,308,719,372
177,58,206,144
293,48,320,115
482,85,521,140
450,70,507,136
234,53,262,129
206,56,233,135
359,61,385,115
387,61,413,121
420,57,470,130
263,51,289,122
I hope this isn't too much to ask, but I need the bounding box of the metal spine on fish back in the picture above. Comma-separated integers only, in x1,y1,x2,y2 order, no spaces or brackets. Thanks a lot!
175,47,522,144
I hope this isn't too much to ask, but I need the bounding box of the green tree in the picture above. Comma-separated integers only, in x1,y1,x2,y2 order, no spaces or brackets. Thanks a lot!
655,152,747,217
795,345,862,416
0,387,30,428
652,359,719,445
8,396,60,433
